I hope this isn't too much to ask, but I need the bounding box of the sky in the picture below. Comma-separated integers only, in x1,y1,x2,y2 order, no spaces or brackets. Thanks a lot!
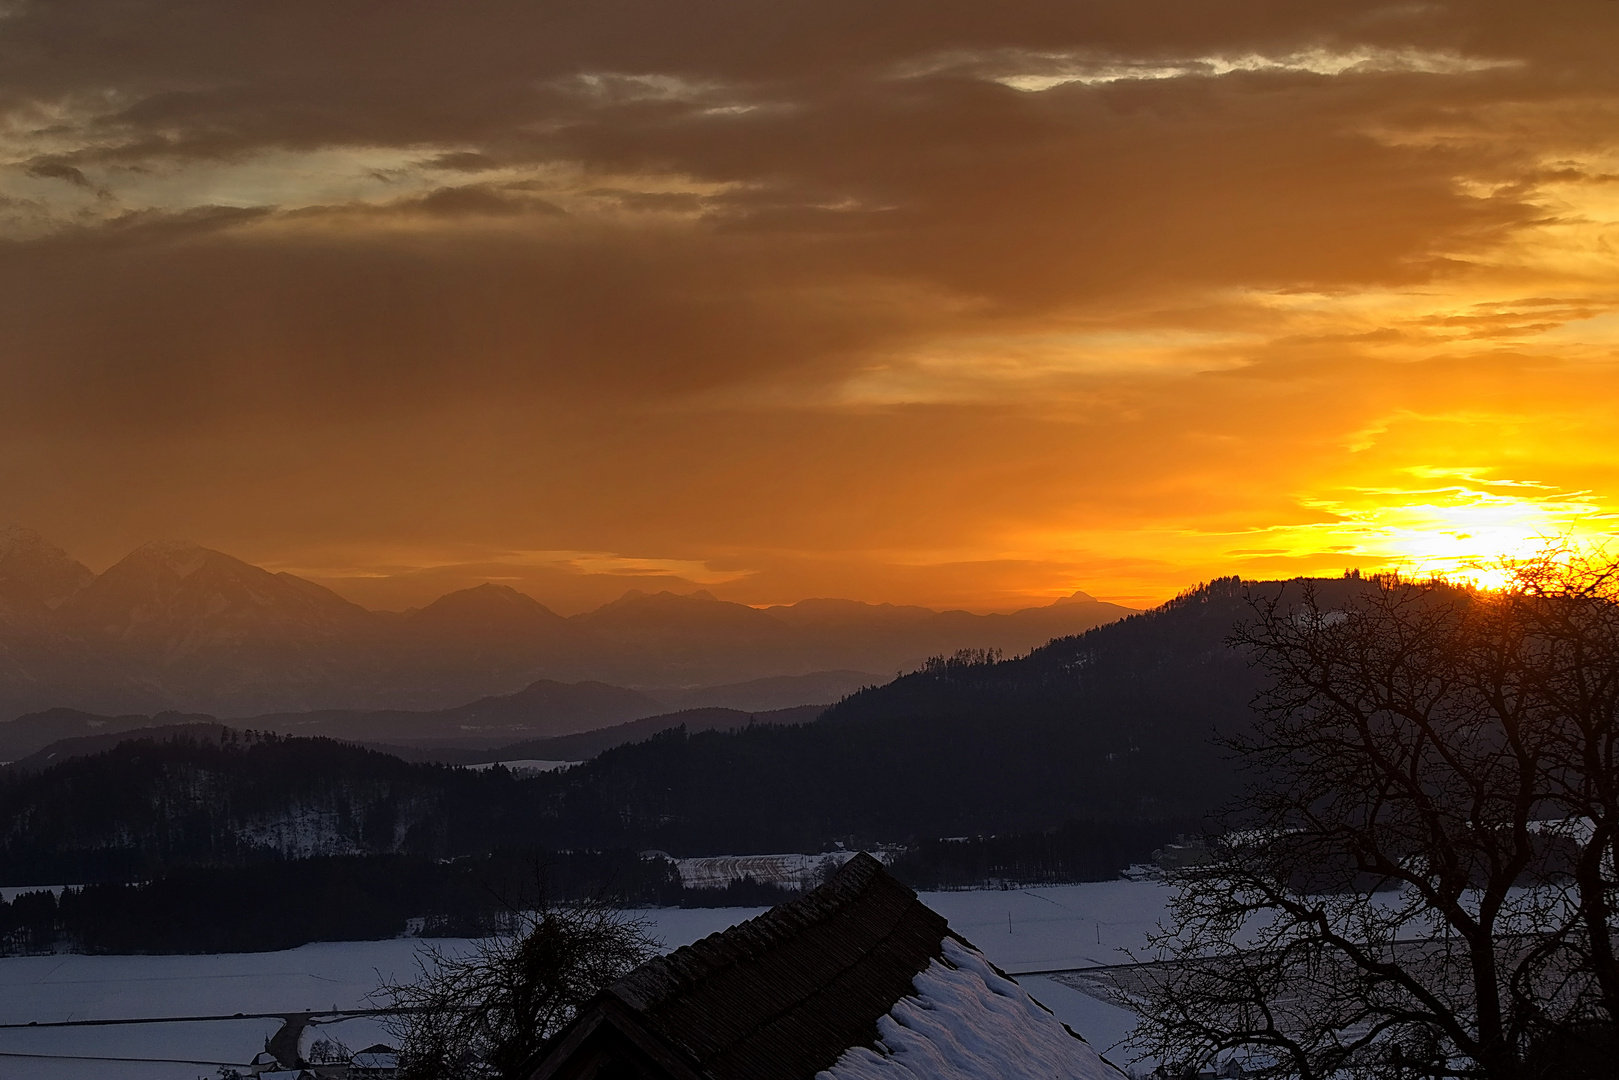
2,0,1617,613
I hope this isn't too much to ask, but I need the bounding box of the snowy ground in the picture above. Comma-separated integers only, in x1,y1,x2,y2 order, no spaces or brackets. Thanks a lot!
0,880,1167,1078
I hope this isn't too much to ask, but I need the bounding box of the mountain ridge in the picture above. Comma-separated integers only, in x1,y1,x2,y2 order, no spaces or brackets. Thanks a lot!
0,527,1137,719
0,670,879,759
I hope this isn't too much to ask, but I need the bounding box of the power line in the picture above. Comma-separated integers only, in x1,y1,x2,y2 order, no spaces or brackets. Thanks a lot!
0,1006,408,1030
0,1049,241,1065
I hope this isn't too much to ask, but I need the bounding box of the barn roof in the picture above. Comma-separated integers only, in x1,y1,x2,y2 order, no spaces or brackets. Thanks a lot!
610,851,948,1080
527,852,1118,1080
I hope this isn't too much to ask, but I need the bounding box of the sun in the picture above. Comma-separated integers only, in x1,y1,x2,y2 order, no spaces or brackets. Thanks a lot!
1297,480,1617,592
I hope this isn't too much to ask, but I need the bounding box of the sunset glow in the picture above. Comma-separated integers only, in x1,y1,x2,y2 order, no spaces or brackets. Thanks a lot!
3,2,1618,611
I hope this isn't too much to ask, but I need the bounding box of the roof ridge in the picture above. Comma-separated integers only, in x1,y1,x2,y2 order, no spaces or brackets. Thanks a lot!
611,852,895,1011
688,892,940,1068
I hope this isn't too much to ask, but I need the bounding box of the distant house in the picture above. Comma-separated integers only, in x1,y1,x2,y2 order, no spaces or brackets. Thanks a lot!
350,1045,400,1078
524,852,1122,1080
1151,839,1213,872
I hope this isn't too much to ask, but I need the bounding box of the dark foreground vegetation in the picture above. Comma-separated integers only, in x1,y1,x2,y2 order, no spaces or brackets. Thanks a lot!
1131,554,1619,1080
380,897,656,1080
886,818,1201,889
0,814,1188,954
0,852,848,955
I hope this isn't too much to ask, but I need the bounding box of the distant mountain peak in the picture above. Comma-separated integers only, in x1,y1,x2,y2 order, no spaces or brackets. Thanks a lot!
56,537,372,659
0,524,95,615
413,581,559,614
403,581,563,642
0,524,79,563
454,582,539,603
0,524,44,558
130,539,213,579
1051,590,1098,606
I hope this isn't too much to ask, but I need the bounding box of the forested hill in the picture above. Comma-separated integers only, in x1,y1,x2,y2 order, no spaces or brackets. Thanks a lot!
0,732,546,883
0,577,1372,881
538,575,1288,852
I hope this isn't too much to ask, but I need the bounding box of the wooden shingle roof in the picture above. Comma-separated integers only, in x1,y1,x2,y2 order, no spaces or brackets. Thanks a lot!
528,852,952,1080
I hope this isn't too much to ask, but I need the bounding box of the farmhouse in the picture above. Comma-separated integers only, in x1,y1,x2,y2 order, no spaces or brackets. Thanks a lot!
524,852,1121,1080
349,1044,401,1078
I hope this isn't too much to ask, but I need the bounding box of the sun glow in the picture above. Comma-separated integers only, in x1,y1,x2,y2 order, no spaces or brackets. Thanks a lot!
1315,489,1612,590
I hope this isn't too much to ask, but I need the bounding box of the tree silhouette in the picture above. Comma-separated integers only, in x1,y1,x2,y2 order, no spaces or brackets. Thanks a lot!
1131,555,1619,1079
378,890,654,1080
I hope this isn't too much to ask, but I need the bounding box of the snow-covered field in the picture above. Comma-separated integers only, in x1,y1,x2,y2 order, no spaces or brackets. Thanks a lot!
0,879,1167,1078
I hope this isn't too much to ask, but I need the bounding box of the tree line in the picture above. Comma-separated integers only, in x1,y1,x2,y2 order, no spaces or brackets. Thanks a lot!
0,851,684,954
0,810,1201,955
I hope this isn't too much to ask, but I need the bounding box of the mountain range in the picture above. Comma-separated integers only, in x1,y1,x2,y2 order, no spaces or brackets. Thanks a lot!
0,526,1135,720
0,574,1301,881
1,701,828,773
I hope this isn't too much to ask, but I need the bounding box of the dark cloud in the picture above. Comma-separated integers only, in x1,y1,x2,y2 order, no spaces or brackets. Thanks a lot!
24,160,89,186
406,184,566,217
0,59,1543,417
424,151,502,173
1,2,1602,167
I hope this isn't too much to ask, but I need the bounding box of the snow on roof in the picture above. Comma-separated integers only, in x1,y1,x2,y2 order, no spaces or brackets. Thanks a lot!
817,937,1119,1080
605,851,952,1079
532,853,1122,1080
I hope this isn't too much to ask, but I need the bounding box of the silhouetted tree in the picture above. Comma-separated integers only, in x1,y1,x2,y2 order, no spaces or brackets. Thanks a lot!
378,894,655,1080
1130,554,1619,1080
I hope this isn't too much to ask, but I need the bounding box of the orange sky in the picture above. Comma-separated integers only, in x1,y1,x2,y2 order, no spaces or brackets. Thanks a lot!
2,1,1617,613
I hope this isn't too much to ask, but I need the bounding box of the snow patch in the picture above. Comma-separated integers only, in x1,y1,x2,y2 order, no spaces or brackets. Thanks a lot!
818,937,1119,1080
237,805,368,859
